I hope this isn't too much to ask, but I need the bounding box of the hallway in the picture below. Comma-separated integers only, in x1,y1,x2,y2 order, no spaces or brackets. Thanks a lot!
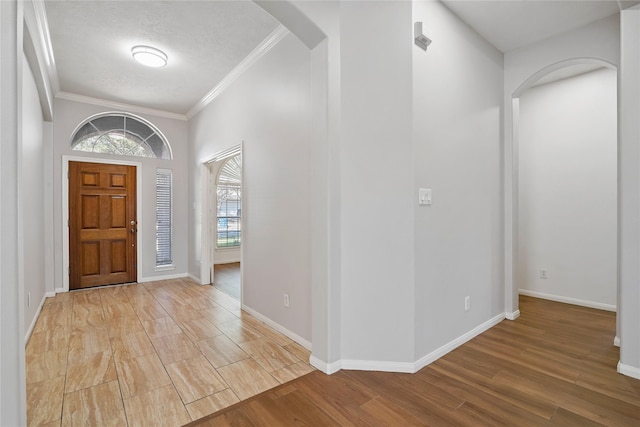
26,279,313,426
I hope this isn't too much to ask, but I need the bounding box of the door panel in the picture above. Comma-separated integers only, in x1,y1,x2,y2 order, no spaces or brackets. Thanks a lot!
70,161,137,289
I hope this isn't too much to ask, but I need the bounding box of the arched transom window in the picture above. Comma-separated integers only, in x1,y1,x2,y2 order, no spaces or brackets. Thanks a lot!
71,113,172,160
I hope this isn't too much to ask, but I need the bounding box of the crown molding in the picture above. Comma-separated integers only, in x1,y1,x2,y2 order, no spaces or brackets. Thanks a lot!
56,92,188,121
186,25,290,120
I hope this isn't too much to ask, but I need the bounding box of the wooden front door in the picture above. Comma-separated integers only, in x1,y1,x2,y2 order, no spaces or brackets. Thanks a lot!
69,161,137,289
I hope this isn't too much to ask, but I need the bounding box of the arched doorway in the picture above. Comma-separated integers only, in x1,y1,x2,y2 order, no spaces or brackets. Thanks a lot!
506,58,620,342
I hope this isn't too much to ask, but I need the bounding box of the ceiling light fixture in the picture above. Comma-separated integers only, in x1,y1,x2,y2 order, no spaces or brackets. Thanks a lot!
131,45,167,68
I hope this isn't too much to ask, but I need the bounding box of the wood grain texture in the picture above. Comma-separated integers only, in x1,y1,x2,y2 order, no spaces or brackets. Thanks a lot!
166,355,229,404
189,296,640,427
123,384,191,427
26,278,314,426
61,381,127,427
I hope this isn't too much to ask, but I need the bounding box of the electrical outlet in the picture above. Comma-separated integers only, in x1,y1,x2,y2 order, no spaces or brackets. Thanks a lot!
540,269,548,279
284,293,290,308
464,296,470,312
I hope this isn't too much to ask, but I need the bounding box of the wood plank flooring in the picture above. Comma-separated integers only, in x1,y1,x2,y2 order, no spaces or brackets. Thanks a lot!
189,296,640,426
213,263,240,300
26,278,313,426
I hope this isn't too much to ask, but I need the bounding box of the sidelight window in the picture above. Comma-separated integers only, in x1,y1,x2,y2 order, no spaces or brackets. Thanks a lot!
156,169,173,267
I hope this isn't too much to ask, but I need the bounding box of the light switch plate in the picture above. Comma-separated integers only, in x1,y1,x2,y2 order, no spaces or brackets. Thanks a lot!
419,188,432,206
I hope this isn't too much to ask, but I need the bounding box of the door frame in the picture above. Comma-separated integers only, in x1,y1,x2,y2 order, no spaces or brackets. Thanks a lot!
62,155,143,292
199,144,243,300
505,59,620,333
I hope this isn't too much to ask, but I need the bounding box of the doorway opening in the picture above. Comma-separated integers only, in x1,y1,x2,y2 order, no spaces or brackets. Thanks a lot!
508,60,619,343
201,144,243,302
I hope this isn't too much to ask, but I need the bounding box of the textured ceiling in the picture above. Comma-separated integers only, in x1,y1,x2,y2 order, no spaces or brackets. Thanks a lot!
441,0,640,53
44,0,279,115
44,1,638,115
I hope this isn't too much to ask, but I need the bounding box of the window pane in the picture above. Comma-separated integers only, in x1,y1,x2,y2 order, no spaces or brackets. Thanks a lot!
71,114,172,160
216,155,241,248
156,169,172,266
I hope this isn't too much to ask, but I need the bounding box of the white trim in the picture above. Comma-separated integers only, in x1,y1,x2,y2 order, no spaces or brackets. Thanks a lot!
413,313,506,372
519,289,617,312
213,256,241,265
310,313,506,375
186,26,290,119
56,91,187,121
241,304,311,350
340,359,414,373
154,265,176,272
310,356,342,375
617,362,640,380
137,272,188,283
614,336,621,347
187,274,202,284
506,310,520,320
200,143,243,291
200,145,242,165
23,1,54,120
62,156,143,292
31,0,59,95
24,293,53,345
69,111,174,161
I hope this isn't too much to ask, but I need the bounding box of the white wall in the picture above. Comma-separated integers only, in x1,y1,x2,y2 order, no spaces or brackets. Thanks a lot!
412,1,504,359
619,5,640,378
189,33,312,342
52,98,189,289
338,1,415,365
1,1,27,423
518,68,617,308
22,53,47,333
503,14,620,315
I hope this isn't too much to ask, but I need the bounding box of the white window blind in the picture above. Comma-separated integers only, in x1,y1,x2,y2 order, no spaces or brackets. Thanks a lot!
156,169,172,266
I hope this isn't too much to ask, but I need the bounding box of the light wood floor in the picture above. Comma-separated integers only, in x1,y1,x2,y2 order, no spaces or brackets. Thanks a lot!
213,263,240,300
190,296,640,426
26,278,313,426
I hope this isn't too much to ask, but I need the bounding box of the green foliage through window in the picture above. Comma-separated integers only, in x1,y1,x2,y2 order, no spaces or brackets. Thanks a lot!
71,113,171,160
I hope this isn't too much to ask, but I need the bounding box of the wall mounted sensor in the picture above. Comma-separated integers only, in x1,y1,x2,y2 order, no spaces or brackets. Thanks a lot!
414,22,432,51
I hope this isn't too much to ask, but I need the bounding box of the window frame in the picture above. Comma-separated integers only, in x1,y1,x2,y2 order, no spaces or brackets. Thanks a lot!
155,168,174,270
216,155,242,249
70,112,173,160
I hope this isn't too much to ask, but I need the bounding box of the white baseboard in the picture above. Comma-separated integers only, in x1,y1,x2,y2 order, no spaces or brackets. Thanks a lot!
506,310,520,320
138,272,188,283
614,336,621,347
241,304,312,351
214,259,241,265
187,274,203,284
24,293,52,345
55,287,65,294
310,356,342,375
617,361,640,380
341,359,415,373
519,289,616,312
310,313,505,375
413,312,506,372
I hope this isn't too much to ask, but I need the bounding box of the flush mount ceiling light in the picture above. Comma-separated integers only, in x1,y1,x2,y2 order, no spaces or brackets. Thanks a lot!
131,45,167,68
